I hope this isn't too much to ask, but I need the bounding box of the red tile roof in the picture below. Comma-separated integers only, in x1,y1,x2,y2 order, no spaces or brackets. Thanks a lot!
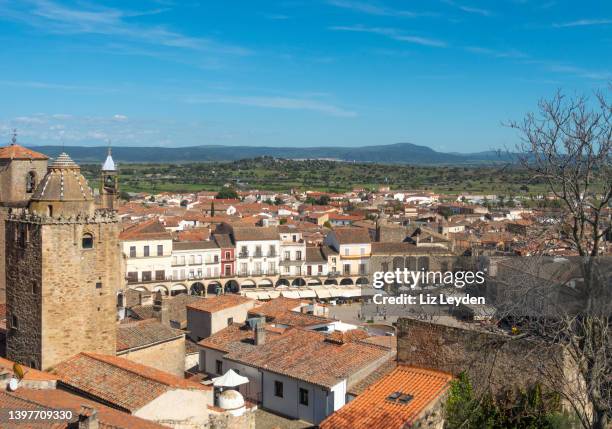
117,319,183,352
0,357,58,382
198,323,286,354
0,143,49,160
320,366,453,429
186,294,255,314
225,328,393,388
51,352,208,413
332,227,372,244
119,218,173,241
3,389,170,429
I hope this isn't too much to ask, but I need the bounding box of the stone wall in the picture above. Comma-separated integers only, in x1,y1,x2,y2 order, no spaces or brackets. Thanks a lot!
6,213,122,370
0,158,48,206
118,336,186,377
396,318,567,396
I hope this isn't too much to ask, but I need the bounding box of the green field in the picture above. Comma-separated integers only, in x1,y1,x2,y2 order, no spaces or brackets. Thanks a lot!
82,157,549,197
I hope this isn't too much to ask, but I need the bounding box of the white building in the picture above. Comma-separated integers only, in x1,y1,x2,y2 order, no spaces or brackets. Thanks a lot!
232,226,280,277
171,241,221,282
279,225,306,277
324,228,371,277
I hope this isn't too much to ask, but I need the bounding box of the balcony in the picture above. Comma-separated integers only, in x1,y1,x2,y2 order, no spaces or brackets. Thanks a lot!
204,260,220,265
280,258,305,266
267,251,277,257
238,252,249,258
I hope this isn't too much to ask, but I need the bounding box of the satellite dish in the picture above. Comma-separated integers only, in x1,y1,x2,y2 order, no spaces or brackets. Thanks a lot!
8,378,19,391
13,363,25,380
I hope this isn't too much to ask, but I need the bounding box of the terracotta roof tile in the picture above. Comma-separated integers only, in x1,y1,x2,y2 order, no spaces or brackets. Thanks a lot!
225,328,393,388
3,388,169,429
198,323,285,354
117,319,183,352
332,227,372,244
119,218,173,241
186,294,255,314
51,352,208,412
320,366,453,429
0,143,49,160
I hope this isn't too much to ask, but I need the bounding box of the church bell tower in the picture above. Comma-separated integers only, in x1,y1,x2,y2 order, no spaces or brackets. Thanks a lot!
100,148,118,210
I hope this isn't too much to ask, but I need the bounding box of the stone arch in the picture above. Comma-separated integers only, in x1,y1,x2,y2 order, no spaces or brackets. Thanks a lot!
258,279,274,288
324,279,338,285
291,277,306,287
190,282,205,296
133,286,148,292
153,285,169,296
82,232,94,249
340,278,354,285
240,279,256,289
26,171,37,193
171,284,188,296
208,281,222,295
392,256,404,270
275,278,290,287
418,256,430,271
307,278,322,286
356,277,369,285
116,291,124,307
406,256,417,271
224,280,240,294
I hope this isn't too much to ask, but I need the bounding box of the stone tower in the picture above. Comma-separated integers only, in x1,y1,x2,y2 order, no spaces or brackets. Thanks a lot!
6,152,121,370
100,148,118,210
0,132,49,303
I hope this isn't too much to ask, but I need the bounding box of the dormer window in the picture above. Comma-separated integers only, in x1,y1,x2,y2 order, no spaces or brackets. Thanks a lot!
82,233,94,249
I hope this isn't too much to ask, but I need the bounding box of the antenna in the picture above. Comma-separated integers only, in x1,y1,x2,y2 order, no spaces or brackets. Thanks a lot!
11,129,17,145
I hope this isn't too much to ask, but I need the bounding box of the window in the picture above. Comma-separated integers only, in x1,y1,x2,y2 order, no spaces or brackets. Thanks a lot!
127,272,138,283
299,388,309,406
343,264,351,275
360,247,365,255
95,282,102,289
213,255,219,263
318,265,323,273
284,251,290,260
225,251,230,259
47,205,53,217
255,245,262,256
215,360,223,375
130,246,136,257
31,280,38,294
344,248,349,256
274,381,284,398
240,246,247,256
82,233,94,249
227,317,233,326
11,315,18,330
141,271,152,282
268,261,276,274
296,251,302,260
292,234,297,242
26,171,36,193
143,246,150,257
155,270,165,280
157,245,163,256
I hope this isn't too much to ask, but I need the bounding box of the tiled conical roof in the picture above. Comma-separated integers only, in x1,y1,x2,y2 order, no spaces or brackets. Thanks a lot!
49,152,79,169
31,152,93,202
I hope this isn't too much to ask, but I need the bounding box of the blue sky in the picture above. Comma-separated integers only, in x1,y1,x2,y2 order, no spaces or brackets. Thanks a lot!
0,0,610,152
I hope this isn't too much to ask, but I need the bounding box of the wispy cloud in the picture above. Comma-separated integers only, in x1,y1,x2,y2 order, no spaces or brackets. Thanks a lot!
263,13,290,20
457,5,491,16
464,46,528,58
327,0,433,18
522,59,612,81
185,95,357,117
0,79,117,92
553,19,612,28
0,0,251,55
442,0,493,17
330,25,447,47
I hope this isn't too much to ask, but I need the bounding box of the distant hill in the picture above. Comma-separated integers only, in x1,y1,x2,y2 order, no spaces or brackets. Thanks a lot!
29,142,514,165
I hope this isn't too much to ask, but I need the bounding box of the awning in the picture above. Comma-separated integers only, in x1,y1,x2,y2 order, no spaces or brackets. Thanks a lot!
257,292,271,300
327,288,345,297
268,291,281,299
243,292,259,299
298,290,317,298
281,290,301,299
341,287,362,298
212,369,249,387
315,289,332,298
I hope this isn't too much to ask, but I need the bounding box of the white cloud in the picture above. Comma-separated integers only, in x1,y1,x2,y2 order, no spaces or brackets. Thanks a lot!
553,19,612,28
185,95,357,117
330,25,446,47
113,114,128,121
465,46,528,59
327,0,428,18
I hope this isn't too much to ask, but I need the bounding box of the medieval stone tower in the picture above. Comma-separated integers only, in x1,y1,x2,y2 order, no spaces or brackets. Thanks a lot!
0,133,49,303
5,152,122,370
100,147,118,210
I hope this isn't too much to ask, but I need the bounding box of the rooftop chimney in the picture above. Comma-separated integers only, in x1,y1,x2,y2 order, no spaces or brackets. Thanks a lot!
78,405,99,429
254,324,266,346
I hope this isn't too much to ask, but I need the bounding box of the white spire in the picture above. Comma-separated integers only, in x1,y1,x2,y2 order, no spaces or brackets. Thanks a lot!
102,147,116,171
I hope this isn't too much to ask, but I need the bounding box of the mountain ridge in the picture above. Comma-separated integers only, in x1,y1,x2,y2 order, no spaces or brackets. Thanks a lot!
27,142,514,165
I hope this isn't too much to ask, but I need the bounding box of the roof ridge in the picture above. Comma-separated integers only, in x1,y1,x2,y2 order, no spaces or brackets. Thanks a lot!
80,352,194,389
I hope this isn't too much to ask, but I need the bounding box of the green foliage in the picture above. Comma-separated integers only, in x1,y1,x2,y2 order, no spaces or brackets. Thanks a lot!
444,373,575,429
216,187,239,199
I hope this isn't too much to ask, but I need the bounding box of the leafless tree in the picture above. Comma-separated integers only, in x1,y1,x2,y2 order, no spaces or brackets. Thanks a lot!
501,88,612,429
